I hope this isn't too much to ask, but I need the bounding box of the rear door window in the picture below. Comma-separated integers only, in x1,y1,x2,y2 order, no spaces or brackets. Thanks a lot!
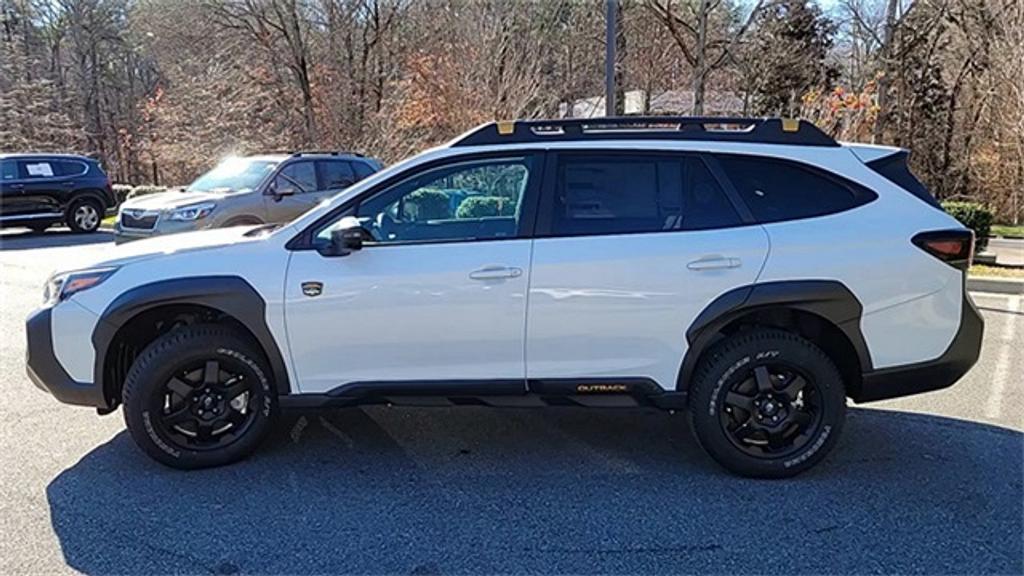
353,161,376,180
19,161,56,179
551,155,681,236
716,155,874,223
681,157,742,230
318,161,356,190
548,154,742,236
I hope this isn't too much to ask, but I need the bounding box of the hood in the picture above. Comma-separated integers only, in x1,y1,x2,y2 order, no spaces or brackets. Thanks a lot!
121,190,225,211
69,226,265,271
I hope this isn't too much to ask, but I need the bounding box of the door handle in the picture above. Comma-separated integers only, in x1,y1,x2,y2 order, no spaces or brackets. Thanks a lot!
687,256,741,271
10,184,24,190
469,266,523,280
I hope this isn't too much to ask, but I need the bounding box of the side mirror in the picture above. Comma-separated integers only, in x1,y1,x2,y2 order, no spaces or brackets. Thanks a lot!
270,182,297,201
320,216,370,257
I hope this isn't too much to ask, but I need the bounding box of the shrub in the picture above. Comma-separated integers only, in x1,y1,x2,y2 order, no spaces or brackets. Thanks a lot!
455,196,516,219
111,184,135,204
406,188,451,219
942,201,993,252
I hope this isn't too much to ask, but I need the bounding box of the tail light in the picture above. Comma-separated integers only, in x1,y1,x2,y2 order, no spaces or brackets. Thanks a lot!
912,229,974,271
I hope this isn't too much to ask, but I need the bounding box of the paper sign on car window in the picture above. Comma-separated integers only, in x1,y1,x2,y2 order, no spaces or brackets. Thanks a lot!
26,163,54,177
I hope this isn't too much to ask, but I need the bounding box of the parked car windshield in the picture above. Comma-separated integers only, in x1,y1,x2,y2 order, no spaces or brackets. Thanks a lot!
187,158,278,193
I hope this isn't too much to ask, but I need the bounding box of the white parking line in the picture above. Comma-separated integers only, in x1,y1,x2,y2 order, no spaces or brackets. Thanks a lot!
985,295,1021,419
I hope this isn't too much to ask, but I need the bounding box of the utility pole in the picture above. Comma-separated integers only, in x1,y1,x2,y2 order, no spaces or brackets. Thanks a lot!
604,0,617,117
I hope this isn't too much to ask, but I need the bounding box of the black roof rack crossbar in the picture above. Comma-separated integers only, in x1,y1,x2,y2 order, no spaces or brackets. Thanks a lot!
452,116,838,148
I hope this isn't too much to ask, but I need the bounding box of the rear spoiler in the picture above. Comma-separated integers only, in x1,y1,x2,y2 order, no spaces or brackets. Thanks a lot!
843,143,941,209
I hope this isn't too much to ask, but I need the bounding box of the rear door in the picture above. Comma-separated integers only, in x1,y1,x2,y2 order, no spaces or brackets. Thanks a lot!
13,159,65,216
525,151,769,390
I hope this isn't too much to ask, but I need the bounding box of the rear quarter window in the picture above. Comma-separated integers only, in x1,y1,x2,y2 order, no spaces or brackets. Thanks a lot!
715,155,876,223
56,160,88,177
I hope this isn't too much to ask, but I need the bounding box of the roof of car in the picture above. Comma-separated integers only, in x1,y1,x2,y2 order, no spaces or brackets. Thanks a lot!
0,153,98,161
245,152,376,163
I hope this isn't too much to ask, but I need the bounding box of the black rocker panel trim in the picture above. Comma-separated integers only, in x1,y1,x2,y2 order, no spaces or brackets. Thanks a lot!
678,280,871,393
278,378,687,410
92,276,291,401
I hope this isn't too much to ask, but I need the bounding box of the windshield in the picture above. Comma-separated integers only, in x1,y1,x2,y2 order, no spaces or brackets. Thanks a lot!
187,158,278,193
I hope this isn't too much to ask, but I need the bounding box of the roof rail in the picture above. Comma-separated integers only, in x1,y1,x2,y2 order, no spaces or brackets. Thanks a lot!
289,150,365,157
451,116,838,148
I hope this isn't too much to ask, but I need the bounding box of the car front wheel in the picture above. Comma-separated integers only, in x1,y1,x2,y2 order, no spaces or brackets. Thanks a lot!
122,325,276,469
688,328,846,478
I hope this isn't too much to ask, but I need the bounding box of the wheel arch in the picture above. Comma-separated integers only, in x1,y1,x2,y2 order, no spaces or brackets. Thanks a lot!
677,280,872,399
221,214,265,227
66,190,110,211
92,276,291,409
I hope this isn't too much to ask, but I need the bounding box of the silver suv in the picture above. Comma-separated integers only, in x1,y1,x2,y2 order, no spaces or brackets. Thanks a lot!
114,152,381,242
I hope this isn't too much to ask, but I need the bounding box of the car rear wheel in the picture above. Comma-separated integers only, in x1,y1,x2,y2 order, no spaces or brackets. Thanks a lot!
66,197,102,233
688,328,846,478
122,325,276,469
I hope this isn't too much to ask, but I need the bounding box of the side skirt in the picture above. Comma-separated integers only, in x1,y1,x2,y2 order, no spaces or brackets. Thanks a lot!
278,378,687,410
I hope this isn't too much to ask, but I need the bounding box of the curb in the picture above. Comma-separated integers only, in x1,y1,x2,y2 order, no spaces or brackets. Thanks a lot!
967,276,1024,295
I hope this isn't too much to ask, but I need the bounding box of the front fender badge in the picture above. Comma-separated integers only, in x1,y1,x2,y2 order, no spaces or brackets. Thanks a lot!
301,282,323,297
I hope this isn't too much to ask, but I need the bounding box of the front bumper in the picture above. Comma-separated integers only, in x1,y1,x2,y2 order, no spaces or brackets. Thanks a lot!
854,287,984,402
26,307,110,409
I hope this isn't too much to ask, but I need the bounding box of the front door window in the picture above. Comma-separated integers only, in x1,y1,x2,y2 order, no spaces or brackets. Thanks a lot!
315,157,534,247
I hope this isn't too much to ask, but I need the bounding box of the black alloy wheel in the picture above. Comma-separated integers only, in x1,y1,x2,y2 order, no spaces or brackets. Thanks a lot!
154,358,260,451
688,328,846,478
123,325,275,469
719,363,822,459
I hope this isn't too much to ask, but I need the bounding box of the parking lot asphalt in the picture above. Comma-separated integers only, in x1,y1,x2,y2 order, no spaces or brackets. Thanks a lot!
1,228,1021,575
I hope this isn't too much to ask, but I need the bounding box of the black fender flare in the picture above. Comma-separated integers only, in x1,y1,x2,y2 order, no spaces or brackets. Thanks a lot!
676,280,872,392
92,276,291,399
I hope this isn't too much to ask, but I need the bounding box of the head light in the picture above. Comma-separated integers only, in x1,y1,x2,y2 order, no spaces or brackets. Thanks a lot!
43,267,118,306
167,202,216,221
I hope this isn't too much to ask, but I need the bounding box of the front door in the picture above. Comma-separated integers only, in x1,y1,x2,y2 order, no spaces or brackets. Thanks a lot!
526,151,770,390
264,160,326,223
283,154,542,393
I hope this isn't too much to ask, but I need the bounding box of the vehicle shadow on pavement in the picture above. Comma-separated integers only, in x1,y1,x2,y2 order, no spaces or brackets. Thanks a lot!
46,407,1023,575
0,229,114,251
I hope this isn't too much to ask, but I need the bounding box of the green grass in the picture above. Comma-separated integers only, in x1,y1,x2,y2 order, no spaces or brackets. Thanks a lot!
991,224,1024,238
970,264,1024,278
101,215,116,228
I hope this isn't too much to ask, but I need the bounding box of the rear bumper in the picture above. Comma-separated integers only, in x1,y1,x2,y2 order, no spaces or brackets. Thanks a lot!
854,287,983,403
25,307,110,409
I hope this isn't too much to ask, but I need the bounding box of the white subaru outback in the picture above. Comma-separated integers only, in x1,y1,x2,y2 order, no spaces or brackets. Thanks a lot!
25,118,983,477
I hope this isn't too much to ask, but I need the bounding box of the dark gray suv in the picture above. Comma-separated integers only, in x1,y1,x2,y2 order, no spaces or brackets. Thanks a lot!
114,152,381,242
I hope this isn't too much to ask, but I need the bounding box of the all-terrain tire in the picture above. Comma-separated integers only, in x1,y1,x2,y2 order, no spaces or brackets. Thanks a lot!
688,328,846,478
122,325,276,469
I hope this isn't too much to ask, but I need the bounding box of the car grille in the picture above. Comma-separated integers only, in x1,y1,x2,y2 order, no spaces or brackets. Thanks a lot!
120,210,158,230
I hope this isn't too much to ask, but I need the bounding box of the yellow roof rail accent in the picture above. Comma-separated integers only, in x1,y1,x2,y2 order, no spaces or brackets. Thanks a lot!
781,118,800,132
496,120,516,135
